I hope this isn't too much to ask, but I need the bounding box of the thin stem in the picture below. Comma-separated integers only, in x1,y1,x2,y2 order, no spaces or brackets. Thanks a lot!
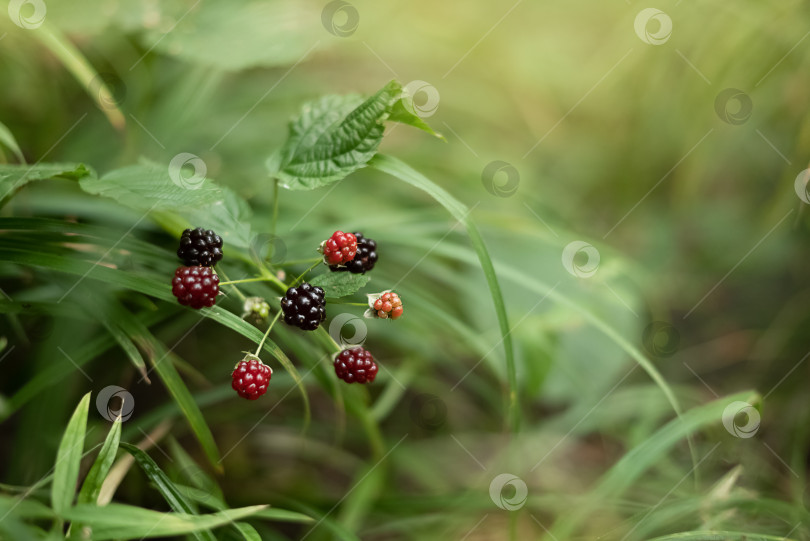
271,178,279,238
326,301,367,306
277,257,322,266
254,311,282,356
312,327,343,355
290,260,322,287
216,269,246,302
219,277,275,286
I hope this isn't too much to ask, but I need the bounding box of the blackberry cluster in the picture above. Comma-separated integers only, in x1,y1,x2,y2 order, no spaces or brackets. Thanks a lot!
329,232,378,274
334,347,378,384
231,357,272,400
280,283,326,331
171,266,219,309
177,227,223,267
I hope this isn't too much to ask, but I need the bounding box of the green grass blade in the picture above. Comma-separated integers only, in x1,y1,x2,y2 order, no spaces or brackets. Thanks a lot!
60,503,267,540
396,232,697,468
0,120,25,163
99,321,151,384
136,331,222,471
119,443,216,541
233,522,262,541
101,302,222,470
369,153,518,431
51,392,91,515
34,24,125,130
77,418,121,505
547,391,761,539
177,484,314,524
648,532,797,541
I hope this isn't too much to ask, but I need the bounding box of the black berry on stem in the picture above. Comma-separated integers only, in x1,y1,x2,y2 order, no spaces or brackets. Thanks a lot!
281,282,326,331
334,347,378,384
177,227,223,267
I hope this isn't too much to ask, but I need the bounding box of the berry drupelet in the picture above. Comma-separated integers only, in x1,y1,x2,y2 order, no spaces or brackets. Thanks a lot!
172,266,219,309
329,232,377,274
177,227,223,267
372,291,403,319
280,282,326,331
232,356,272,400
334,347,378,384
320,231,357,266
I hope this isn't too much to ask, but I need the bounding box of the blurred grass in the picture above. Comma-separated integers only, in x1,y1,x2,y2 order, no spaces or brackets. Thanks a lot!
1,0,810,539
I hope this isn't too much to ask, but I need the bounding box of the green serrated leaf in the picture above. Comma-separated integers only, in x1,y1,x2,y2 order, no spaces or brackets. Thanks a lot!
0,163,93,206
52,393,91,515
81,159,222,211
77,418,122,506
387,99,445,140
309,272,370,299
271,81,402,190
139,0,320,71
60,503,266,540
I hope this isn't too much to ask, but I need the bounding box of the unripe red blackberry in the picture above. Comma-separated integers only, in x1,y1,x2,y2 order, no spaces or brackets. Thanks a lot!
280,282,326,331
177,227,223,267
232,355,272,400
320,231,357,266
373,291,403,319
171,266,219,309
329,232,377,274
334,347,378,384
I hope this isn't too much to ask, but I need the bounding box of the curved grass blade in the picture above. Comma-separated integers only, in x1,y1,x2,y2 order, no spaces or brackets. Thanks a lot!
119,443,215,541
547,391,760,540
0,120,25,163
35,24,125,130
51,392,91,515
648,532,797,541
69,417,122,540
60,503,266,540
177,484,314,524
369,153,519,431
77,418,121,505
394,226,697,466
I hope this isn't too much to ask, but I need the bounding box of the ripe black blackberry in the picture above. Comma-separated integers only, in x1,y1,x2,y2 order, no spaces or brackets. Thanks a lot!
329,232,377,274
280,282,326,331
177,227,223,267
334,347,378,384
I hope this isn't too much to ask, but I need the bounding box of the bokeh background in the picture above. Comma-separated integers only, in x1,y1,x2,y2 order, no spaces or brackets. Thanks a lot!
1,0,809,539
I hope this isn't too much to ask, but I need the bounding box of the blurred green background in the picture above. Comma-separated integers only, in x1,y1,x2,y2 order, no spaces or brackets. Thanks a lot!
1,0,809,539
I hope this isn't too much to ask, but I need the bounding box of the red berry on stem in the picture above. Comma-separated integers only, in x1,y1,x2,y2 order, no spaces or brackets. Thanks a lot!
329,232,378,274
171,266,219,309
371,291,403,320
321,231,357,266
232,356,272,400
